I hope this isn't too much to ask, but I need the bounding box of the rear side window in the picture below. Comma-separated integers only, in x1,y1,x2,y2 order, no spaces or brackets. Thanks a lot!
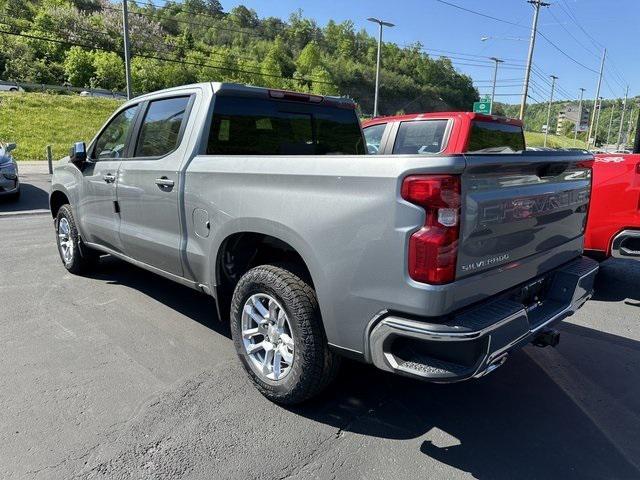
207,96,365,155
363,123,386,154
467,121,525,153
392,120,449,154
135,96,190,157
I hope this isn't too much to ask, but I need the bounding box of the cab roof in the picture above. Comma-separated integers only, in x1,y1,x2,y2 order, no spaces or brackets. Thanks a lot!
362,111,523,127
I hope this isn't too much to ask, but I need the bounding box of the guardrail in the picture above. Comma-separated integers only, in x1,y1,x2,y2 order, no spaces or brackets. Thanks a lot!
0,80,126,98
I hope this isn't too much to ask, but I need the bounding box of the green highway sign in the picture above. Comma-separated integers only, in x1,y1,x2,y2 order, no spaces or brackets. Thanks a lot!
473,100,491,114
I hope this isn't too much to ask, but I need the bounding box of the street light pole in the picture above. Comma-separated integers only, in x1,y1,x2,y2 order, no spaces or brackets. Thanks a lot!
574,87,585,146
587,48,606,149
543,75,557,147
519,0,549,120
593,96,603,147
122,0,133,100
606,102,616,148
489,57,504,114
616,85,629,150
367,17,395,118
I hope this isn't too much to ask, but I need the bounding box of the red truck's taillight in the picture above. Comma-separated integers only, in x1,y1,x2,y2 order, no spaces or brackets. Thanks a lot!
401,175,461,284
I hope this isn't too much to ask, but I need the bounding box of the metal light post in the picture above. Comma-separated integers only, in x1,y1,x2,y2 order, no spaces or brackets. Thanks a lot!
519,0,549,120
489,57,504,114
574,87,585,146
605,102,616,148
593,96,603,147
543,75,557,147
122,0,133,100
616,85,629,150
367,17,394,117
587,48,606,149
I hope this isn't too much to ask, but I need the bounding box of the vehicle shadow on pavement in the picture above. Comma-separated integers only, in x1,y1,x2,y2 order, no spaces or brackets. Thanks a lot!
86,256,229,338
0,181,49,213
292,325,640,479
83,255,640,480
592,257,640,307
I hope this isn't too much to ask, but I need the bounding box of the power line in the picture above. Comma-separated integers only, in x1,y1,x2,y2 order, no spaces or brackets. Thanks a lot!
536,29,599,74
433,0,524,28
102,4,266,38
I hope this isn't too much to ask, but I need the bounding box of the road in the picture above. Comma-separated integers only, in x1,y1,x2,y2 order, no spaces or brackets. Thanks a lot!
2,173,640,480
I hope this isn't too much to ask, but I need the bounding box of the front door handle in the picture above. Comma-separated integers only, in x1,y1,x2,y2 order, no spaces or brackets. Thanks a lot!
155,177,175,188
103,173,116,183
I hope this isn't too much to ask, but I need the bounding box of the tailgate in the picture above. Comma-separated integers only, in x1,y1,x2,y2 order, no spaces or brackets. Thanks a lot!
458,151,592,278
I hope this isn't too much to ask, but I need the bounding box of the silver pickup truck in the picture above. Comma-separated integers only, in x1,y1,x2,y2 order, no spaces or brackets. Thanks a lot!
50,82,598,404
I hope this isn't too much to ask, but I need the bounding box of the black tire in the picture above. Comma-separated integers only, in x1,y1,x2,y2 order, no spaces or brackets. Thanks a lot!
230,264,340,405
54,204,99,274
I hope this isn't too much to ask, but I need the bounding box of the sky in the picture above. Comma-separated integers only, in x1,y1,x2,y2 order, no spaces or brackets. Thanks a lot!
222,0,638,106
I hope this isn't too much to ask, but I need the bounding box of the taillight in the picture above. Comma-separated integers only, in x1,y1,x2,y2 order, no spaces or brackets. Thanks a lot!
401,175,461,284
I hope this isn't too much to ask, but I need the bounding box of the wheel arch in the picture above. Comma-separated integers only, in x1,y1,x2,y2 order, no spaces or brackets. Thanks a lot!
49,188,70,218
210,221,324,324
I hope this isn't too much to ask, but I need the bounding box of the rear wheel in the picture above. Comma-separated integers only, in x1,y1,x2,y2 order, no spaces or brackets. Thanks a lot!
55,204,99,274
230,264,340,404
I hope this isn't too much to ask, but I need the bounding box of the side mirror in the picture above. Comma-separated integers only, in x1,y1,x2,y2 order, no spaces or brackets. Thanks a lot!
5,143,16,153
69,141,87,168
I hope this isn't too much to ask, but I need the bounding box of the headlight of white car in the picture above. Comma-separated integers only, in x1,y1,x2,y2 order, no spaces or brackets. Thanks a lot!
0,162,17,179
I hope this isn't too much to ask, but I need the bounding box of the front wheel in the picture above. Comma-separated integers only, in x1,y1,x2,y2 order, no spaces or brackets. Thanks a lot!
55,204,99,274
230,264,340,405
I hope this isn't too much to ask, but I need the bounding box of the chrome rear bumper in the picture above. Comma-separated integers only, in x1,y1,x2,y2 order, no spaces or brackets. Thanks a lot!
611,230,640,261
367,256,598,383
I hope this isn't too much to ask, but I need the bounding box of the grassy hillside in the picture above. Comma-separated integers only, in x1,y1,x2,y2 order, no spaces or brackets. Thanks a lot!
0,92,122,160
525,132,588,149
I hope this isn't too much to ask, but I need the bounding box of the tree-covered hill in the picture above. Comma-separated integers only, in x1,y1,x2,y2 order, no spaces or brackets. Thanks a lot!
0,0,479,115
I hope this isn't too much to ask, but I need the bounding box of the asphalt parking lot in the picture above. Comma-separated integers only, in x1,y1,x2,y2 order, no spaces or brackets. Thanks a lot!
2,172,640,480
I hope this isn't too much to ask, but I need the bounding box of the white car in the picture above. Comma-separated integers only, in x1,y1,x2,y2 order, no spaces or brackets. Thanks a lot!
0,83,24,93
0,143,20,200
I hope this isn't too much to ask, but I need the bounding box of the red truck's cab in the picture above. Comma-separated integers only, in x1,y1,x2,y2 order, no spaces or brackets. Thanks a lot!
362,112,525,155
585,153,640,260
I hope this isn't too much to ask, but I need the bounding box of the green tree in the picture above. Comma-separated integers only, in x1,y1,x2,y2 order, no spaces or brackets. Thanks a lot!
91,51,125,90
63,47,95,87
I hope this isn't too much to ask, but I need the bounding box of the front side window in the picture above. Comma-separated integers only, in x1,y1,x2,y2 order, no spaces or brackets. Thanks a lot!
207,96,364,155
135,96,190,157
93,105,139,160
466,121,525,153
392,120,449,154
363,123,386,154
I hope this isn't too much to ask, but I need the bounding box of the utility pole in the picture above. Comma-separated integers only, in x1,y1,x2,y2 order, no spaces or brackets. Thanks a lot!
519,0,549,120
593,96,603,147
574,87,585,146
543,75,557,147
122,0,133,100
616,85,629,150
367,17,395,117
489,57,504,114
587,48,606,149
605,102,616,148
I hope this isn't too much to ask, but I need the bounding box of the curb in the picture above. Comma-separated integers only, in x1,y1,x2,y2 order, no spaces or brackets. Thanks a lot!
0,209,50,217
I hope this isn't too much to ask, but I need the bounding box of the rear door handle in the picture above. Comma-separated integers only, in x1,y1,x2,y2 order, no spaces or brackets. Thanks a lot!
155,177,175,188
103,174,116,183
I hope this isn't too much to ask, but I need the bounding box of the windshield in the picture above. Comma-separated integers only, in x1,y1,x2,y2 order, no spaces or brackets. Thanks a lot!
207,96,365,155
466,120,525,153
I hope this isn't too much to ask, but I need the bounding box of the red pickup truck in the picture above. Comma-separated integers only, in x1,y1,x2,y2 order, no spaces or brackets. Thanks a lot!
585,153,640,260
363,112,640,263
